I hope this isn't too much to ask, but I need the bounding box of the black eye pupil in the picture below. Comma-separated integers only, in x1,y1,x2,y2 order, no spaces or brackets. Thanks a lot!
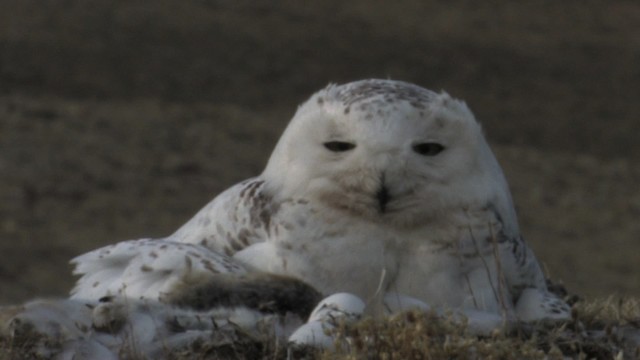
413,142,445,156
323,141,356,152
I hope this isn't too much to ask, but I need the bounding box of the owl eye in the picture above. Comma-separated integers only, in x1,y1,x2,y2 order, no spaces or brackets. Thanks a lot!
323,141,356,152
412,142,445,156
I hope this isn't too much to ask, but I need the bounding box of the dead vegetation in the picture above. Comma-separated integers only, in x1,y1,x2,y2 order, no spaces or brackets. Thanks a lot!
323,297,640,360
1,297,638,359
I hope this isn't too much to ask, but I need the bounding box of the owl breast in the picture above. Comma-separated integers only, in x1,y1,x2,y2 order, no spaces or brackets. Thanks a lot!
234,198,401,300
391,207,514,313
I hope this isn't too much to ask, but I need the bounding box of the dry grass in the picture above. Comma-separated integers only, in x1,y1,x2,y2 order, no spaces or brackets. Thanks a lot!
320,297,640,360
1,297,638,359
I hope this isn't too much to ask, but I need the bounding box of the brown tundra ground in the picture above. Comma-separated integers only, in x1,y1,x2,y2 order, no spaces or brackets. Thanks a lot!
0,0,638,316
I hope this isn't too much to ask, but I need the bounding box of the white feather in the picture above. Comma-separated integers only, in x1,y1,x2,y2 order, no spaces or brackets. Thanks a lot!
71,239,246,300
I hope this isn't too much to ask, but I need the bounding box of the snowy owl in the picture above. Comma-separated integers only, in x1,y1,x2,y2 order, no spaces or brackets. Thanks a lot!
69,79,568,323
1,79,574,357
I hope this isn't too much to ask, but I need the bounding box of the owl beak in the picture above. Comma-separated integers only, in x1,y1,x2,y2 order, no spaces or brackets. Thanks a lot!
376,184,389,214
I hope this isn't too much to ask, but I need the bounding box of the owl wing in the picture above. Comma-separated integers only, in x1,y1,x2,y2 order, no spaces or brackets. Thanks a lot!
70,177,273,300
458,204,546,293
70,238,247,300
486,209,547,295
170,177,274,257
487,206,571,321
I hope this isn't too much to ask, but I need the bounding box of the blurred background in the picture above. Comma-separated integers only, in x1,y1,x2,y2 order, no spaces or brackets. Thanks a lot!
0,0,639,304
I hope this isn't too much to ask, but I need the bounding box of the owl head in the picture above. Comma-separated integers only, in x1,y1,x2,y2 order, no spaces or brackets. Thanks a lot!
264,79,517,230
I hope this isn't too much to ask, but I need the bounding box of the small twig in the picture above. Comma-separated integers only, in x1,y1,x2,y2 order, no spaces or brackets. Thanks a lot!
488,222,509,320
466,217,507,319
